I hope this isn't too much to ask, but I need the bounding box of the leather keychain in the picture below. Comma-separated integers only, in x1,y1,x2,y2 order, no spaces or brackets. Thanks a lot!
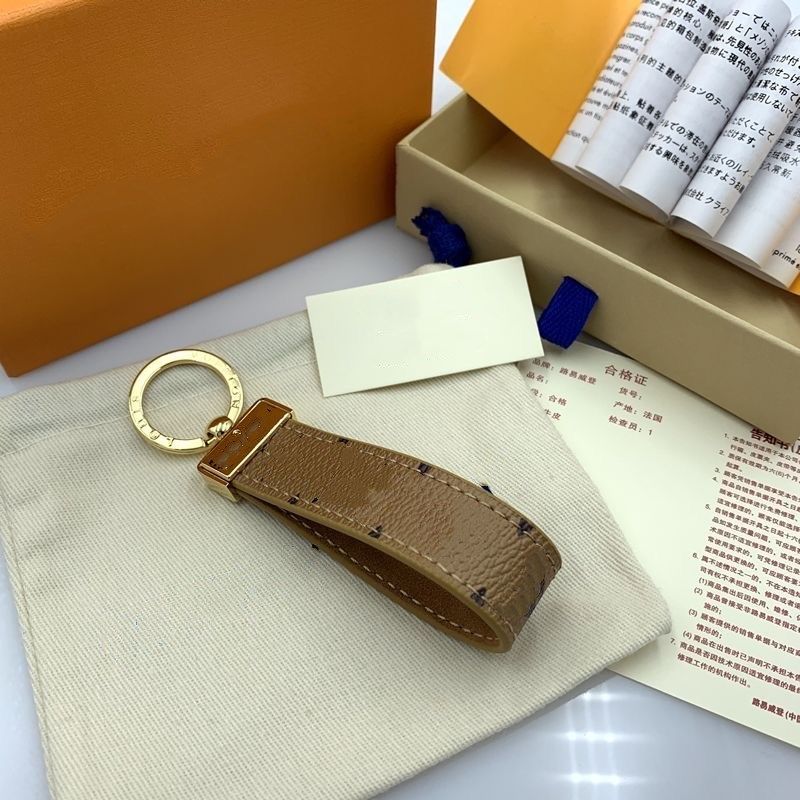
128,349,561,652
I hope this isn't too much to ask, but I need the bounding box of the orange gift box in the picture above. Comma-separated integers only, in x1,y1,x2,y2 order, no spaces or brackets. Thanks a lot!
0,0,435,375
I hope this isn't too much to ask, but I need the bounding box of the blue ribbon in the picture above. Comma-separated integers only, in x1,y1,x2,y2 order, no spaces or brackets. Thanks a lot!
411,207,598,348
412,207,472,267
537,277,598,349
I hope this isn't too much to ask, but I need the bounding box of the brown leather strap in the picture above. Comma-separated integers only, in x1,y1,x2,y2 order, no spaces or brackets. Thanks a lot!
201,405,561,652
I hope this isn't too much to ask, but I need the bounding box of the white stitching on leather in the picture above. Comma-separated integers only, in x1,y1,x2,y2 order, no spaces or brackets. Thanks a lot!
285,423,558,576
309,495,516,638
243,477,516,638
283,512,498,642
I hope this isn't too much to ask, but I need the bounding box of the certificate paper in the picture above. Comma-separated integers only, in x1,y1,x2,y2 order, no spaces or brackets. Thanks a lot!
520,343,800,748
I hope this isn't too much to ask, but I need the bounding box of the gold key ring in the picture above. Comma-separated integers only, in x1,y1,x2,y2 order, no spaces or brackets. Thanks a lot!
128,349,244,454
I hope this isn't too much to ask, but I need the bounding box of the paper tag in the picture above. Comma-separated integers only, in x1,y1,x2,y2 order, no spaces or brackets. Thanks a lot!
306,258,543,397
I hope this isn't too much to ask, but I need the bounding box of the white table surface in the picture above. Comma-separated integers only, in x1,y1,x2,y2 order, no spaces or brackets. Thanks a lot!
2,3,800,798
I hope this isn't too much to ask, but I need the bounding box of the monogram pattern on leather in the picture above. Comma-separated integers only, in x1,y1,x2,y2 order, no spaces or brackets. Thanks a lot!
471,587,487,606
517,519,533,536
232,418,562,652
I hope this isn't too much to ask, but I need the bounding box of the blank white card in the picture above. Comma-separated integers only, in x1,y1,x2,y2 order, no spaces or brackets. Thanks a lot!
306,258,543,397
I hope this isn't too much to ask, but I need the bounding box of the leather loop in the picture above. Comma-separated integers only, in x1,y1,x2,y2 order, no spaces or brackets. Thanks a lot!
219,416,561,652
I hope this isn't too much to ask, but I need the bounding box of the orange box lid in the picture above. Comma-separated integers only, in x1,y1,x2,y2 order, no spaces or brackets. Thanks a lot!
441,0,639,158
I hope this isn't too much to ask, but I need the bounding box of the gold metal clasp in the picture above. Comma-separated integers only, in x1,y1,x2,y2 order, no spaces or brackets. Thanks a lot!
197,398,293,501
129,350,293,501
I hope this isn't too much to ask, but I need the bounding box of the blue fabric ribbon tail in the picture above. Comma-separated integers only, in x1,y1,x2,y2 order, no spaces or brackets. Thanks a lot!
412,207,472,267
538,277,599,349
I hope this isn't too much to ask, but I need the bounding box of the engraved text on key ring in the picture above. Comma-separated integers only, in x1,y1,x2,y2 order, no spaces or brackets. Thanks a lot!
128,349,244,454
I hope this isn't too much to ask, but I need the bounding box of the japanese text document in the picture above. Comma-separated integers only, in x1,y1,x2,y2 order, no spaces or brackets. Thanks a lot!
713,112,800,267
546,0,800,293
672,20,800,236
764,213,800,284
552,0,667,172
577,0,734,189
621,0,790,221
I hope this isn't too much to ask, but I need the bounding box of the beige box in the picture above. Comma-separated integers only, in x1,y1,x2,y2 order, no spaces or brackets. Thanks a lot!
396,95,800,442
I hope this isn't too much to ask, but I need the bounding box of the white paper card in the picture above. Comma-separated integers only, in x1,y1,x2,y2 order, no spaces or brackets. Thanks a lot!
306,259,543,397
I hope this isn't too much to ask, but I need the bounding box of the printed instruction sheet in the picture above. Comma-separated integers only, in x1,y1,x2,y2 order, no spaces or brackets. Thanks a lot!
521,342,800,747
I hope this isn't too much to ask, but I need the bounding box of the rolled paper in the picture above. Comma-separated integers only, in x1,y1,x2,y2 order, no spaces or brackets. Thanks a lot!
620,0,790,222
576,0,735,190
672,20,800,238
552,0,667,172
713,111,800,268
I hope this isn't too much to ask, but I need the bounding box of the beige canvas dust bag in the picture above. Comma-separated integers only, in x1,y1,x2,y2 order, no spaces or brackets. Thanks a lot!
0,302,669,799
